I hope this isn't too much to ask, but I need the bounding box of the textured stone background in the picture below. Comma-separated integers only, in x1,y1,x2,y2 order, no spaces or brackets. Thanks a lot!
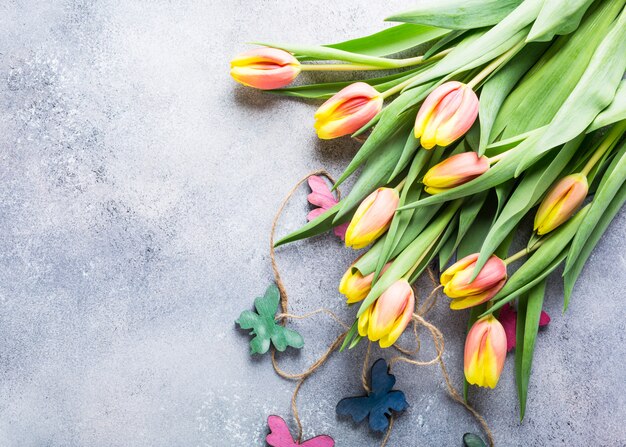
0,1,624,446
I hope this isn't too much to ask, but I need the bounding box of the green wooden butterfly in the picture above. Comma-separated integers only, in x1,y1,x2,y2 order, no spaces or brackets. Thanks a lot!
236,284,304,355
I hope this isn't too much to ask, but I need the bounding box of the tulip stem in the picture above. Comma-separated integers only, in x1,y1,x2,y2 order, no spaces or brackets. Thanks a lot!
503,249,528,265
467,41,525,90
300,63,394,72
580,120,626,176
504,235,548,265
300,49,453,73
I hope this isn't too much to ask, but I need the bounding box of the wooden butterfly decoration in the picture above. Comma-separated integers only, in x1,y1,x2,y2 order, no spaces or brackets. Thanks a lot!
266,415,334,447
463,433,487,447
336,358,409,432
236,284,304,355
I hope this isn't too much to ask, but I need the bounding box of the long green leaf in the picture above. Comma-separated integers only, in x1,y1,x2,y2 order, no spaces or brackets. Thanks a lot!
387,0,523,30
527,0,595,42
588,80,626,132
324,24,449,56
492,0,622,140
516,280,546,420
400,0,542,91
516,5,626,175
273,203,342,247
478,43,546,154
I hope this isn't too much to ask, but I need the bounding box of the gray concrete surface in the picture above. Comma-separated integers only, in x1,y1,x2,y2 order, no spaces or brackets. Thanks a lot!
0,1,624,446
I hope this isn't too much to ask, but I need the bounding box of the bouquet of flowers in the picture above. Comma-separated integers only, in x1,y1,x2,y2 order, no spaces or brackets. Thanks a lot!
231,0,626,437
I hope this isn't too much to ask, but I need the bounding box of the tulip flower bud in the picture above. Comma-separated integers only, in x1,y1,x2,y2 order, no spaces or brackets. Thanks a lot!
414,81,479,150
534,173,588,236
464,315,507,388
357,280,414,348
230,48,300,90
339,261,392,304
345,187,399,249
423,152,490,194
314,82,383,139
440,253,507,310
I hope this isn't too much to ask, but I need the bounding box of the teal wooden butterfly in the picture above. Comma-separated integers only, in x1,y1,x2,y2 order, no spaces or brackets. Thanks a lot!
236,284,304,355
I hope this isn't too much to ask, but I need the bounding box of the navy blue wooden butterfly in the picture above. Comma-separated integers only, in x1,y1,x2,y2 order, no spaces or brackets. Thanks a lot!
336,358,409,432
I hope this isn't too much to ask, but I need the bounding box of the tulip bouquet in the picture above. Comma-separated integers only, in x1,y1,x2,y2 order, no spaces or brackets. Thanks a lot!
232,0,626,421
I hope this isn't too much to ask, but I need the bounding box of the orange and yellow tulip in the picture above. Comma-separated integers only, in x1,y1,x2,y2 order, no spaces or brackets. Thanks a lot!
358,280,414,348
345,187,399,249
414,81,479,150
423,152,490,194
314,82,383,139
441,253,507,310
339,262,392,304
230,47,300,90
464,315,507,388
534,173,588,235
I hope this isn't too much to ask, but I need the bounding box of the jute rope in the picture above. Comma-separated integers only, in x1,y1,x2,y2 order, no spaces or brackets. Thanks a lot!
268,170,494,446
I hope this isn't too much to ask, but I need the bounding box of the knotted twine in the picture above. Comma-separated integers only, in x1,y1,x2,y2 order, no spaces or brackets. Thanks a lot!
268,170,494,447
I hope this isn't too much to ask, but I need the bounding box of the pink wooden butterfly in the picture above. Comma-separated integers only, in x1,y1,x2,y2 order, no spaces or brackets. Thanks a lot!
307,176,348,241
499,303,550,352
266,415,334,447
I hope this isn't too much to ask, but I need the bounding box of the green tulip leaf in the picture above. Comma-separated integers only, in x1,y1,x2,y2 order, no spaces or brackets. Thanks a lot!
491,0,622,141
236,284,304,355
588,80,626,132
322,23,449,57
387,0,523,30
400,0,542,91
423,30,467,60
527,0,595,42
516,5,626,175
478,43,546,154
274,203,342,247
515,280,546,421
